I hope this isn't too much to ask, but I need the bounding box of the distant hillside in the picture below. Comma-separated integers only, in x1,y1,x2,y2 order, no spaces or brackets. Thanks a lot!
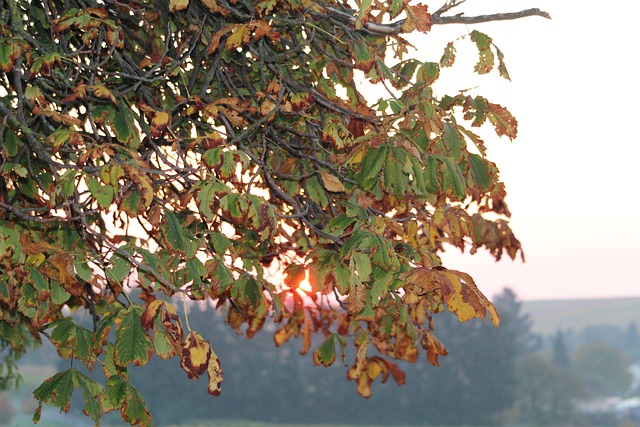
522,297,640,336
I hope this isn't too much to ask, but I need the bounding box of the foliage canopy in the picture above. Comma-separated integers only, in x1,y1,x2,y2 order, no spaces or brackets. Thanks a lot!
0,0,547,424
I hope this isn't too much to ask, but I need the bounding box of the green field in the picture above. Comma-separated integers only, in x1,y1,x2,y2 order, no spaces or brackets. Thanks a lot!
522,297,640,335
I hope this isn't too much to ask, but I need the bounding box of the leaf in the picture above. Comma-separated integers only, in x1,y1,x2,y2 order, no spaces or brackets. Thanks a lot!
104,375,152,426
495,45,510,80
150,111,171,139
169,0,189,12
201,0,225,13
319,170,346,193
356,0,373,27
354,145,388,189
92,84,117,104
255,0,276,16
226,24,250,50
487,103,518,140
0,38,22,72
206,348,224,396
470,30,494,74
113,101,140,148
180,331,212,379
164,210,199,256
115,305,153,367
403,3,432,33
313,334,338,366
283,264,306,289
33,369,76,414
440,157,466,198
352,38,375,73
86,176,114,208
469,153,491,190
440,42,456,67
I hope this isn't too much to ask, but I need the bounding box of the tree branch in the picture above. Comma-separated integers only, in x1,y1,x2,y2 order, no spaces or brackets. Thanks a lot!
322,5,550,36
432,8,551,25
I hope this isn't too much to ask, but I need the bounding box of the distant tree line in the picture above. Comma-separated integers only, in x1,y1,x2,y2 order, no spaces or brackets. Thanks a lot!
43,288,637,426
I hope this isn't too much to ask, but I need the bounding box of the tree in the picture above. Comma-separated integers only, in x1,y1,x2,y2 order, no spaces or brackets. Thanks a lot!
572,342,632,397
400,288,539,425
515,354,581,426
0,0,549,424
551,329,570,370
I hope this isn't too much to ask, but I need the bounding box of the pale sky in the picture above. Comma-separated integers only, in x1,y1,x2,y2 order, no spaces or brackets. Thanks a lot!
414,0,640,300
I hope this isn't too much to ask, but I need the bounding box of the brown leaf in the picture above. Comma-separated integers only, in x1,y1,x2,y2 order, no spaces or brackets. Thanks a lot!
319,170,346,193
403,3,432,33
169,0,189,12
47,253,84,296
487,102,518,140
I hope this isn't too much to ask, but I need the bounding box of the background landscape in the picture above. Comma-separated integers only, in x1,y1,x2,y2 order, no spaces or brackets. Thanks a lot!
2,291,639,427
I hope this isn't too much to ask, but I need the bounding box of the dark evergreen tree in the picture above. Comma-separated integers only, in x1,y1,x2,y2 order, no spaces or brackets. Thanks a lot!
551,329,571,369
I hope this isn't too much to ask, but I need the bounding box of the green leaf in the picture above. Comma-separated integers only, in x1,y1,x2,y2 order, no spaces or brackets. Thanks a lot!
440,42,456,67
0,38,22,73
306,175,329,208
33,369,76,414
355,145,388,189
417,62,440,85
495,45,510,80
107,252,131,284
240,277,263,306
104,375,152,426
255,0,276,15
470,30,494,74
115,305,153,367
352,38,375,72
352,252,372,282
469,153,491,190
383,148,408,197
371,268,393,301
424,155,440,194
444,123,464,160
164,210,199,257
86,176,114,208
2,127,21,156
440,157,466,198
75,371,103,423
113,101,140,148
313,334,338,366
50,280,71,304
74,257,93,282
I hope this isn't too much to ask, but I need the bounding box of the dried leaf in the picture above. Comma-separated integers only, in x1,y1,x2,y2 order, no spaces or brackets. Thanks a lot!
319,170,346,193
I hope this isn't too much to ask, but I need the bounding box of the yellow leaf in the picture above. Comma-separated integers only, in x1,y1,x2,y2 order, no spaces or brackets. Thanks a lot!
169,0,189,12
26,253,46,267
92,85,117,104
319,170,346,193
226,24,250,50
366,360,382,380
150,111,171,139
180,331,211,379
206,349,224,396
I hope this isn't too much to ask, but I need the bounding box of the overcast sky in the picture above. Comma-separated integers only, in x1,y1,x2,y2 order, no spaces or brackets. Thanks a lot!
411,0,640,301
